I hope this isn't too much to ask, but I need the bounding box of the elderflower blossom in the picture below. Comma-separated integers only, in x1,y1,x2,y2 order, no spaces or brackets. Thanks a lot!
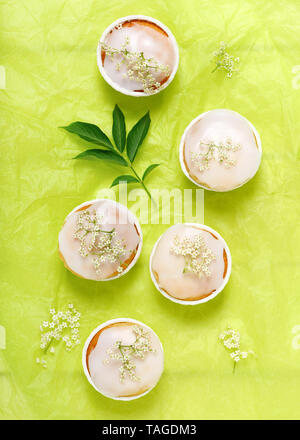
73,210,126,275
219,327,254,366
171,234,216,278
191,138,241,172
101,35,170,94
104,325,155,383
36,304,81,367
212,41,239,78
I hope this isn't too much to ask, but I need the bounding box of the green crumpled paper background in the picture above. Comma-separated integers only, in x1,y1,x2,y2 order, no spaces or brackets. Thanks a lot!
1,0,300,420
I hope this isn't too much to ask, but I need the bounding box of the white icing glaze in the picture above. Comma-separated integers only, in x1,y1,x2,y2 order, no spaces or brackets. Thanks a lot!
87,323,164,398
58,200,141,280
151,224,227,300
102,20,176,92
183,110,261,191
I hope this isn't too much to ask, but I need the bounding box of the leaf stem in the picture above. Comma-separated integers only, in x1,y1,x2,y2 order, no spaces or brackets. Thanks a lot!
129,165,153,200
109,147,153,200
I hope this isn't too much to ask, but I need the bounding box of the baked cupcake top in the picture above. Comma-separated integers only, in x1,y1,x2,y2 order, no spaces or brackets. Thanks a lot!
59,200,141,281
99,17,177,94
85,321,164,398
181,109,261,191
151,224,230,302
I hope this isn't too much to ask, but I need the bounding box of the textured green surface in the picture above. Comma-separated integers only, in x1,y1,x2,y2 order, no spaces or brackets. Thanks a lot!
1,0,300,420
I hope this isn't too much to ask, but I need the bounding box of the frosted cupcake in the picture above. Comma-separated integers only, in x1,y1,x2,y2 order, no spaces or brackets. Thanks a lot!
150,224,231,305
83,319,164,400
180,109,262,191
97,15,179,96
59,199,142,281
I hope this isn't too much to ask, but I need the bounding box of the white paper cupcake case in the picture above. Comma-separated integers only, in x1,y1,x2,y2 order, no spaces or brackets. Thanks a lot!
97,15,179,97
179,109,262,192
149,223,232,305
61,199,143,281
82,318,164,401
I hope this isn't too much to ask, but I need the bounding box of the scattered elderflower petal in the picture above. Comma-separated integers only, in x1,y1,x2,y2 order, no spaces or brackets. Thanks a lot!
191,137,241,172
171,233,216,278
37,304,81,367
212,41,239,78
104,325,155,383
73,210,126,275
219,327,254,372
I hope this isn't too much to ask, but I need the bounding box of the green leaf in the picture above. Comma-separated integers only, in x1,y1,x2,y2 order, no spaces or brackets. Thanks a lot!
110,175,139,187
142,163,160,181
126,111,151,162
61,122,114,149
112,105,126,152
74,149,128,167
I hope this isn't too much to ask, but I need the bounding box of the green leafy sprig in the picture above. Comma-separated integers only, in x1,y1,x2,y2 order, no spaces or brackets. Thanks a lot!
61,105,159,199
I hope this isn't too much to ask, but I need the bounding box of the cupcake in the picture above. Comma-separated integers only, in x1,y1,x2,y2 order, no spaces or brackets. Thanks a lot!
82,319,164,400
150,224,231,305
97,15,179,96
179,109,262,191
58,199,142,281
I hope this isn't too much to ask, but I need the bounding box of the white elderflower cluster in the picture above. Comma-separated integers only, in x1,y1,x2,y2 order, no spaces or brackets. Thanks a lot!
191,137,241,172
73,210,126,275
212,41,239,78
101,35,170,94
219,328,254,368
36,304,81,368
171,234,216,278
104,325,155,383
